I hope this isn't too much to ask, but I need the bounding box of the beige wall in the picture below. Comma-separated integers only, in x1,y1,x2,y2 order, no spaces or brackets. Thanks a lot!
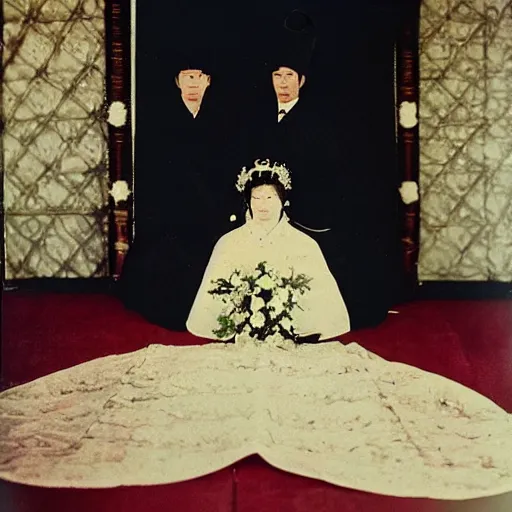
2,0,109,278
419,0,512,281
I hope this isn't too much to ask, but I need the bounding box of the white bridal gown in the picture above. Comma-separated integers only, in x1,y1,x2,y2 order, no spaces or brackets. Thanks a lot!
186,216,350,340
2,223,511,499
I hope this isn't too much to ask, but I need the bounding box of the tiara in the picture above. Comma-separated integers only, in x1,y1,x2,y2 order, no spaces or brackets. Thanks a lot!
235,159,292,193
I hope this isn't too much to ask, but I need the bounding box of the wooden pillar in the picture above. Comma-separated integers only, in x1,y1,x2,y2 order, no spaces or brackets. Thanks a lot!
105,0,133,280
396,1,421,293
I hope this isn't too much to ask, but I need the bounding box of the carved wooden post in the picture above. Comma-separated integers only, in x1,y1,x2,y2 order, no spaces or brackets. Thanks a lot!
105,0,133,280
396,1,421,292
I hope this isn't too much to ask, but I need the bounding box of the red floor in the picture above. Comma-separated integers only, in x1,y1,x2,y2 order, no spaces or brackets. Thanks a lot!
1,292,512,512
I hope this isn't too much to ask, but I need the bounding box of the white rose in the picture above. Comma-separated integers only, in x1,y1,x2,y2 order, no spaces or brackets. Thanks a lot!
109,180,131,204
224,302,235,315
399,101,418,129
233,292,244,307
399,181,419,205
269,298,284,316
107,101,127,127
230,273,242,287
250,295,265,312
280,317,292,332
254,286,261,295
257,274,275,290
250,311,266,328
232,312,247,325
276,288,289,303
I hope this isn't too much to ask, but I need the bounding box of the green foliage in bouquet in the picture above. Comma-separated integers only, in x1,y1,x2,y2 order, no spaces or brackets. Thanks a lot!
208,261,312,342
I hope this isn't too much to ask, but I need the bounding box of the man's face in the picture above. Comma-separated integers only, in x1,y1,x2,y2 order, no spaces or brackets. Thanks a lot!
272,66,305,103
176,69,211,102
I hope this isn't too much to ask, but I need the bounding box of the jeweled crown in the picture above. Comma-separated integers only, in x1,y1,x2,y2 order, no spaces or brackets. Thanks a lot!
235,159,292,193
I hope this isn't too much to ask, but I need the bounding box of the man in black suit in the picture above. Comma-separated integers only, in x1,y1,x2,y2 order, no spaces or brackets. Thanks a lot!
256,13,338,233
251,11,400,330
119,50,240,331
264,10,316,125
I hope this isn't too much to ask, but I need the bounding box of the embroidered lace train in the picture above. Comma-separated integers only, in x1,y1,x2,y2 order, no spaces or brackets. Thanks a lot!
1,341,511,500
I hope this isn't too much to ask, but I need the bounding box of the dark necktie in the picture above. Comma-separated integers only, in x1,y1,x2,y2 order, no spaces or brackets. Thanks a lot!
278,109,287,116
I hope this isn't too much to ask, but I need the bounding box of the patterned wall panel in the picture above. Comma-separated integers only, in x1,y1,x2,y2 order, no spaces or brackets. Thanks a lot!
419,0,512,281
2,0,109,278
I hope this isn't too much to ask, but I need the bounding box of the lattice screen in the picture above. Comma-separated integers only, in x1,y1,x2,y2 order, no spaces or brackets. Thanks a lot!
419,0,512,281
2,0,109,279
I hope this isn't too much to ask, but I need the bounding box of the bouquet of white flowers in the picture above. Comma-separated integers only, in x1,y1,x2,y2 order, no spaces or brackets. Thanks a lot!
208,261,311,342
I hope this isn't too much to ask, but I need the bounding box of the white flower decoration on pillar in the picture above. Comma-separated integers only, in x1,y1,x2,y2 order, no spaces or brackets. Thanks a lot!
399,181,419,205
109,180,131,204
399,101,418,129
107,101,128,127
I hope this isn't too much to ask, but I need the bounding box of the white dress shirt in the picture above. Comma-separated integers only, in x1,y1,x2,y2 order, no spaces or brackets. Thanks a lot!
182,99,201,118
277,98,299,122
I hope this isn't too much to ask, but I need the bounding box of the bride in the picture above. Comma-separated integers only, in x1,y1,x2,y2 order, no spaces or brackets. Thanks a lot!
186,159,351,341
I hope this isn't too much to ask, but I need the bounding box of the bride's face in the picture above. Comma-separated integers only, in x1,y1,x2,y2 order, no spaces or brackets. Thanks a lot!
250,185,282,223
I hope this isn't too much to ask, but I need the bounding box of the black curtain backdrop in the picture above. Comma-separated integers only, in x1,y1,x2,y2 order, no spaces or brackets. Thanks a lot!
121,0,408,330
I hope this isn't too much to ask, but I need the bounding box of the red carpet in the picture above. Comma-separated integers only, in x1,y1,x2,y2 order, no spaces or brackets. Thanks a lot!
1,292,512,511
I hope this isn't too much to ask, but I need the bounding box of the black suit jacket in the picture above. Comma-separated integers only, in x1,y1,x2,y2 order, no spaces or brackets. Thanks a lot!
244,95,343,231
